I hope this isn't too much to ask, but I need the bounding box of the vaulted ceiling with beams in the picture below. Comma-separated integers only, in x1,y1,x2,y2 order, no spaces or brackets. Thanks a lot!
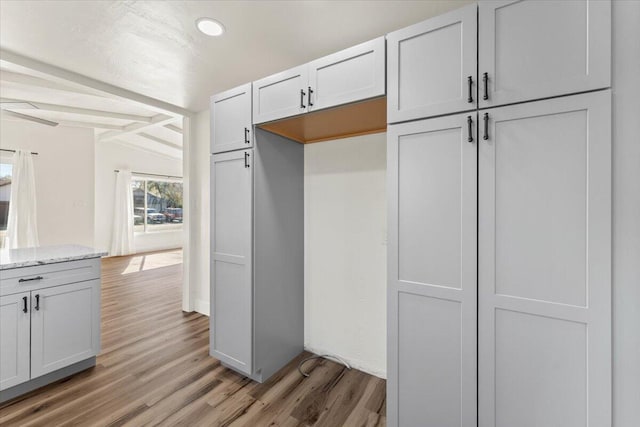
0,0,472,158
0,61,184,160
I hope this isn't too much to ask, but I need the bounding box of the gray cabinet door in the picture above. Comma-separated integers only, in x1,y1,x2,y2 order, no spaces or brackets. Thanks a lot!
387,4,477,123
478,0,610,108
252,65,308,124
211,83,252,154
307,36,385,112
478,91,611,427
0,292,30,391
210,149,253,375
388,112,477,427
30,280,100,379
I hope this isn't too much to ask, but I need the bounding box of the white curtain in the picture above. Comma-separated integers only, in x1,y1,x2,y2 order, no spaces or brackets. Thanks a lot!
5,150,39,249
110,169,134,256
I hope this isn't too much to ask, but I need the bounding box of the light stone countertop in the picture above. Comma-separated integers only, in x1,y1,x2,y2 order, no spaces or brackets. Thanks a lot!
0,244,108,270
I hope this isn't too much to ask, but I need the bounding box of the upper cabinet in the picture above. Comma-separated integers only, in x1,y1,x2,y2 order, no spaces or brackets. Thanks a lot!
387,4,477,123
211,83,253,154
253,37,385,125
253,65,308,125
478,0,611,108
307,37,385,112
387,1,611,123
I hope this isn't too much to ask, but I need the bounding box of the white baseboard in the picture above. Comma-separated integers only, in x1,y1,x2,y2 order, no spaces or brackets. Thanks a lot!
303,344,387,379
193,299,210,316
194,299,210,316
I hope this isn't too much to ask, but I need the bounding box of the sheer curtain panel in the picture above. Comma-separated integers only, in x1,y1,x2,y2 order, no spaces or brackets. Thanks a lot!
5,150,39,249
110,169,134,256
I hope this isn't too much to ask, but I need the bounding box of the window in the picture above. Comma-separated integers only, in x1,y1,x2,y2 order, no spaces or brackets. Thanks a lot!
132,177,183,233
0,161,12,232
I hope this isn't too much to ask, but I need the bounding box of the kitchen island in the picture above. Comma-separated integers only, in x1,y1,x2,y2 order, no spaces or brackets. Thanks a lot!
0,245,107,403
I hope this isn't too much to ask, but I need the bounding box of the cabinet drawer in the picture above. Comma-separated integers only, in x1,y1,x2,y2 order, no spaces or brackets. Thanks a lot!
0,258,101,297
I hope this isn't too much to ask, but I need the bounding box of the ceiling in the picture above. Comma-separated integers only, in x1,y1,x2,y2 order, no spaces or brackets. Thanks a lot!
0,0,471,113
0,62,183,159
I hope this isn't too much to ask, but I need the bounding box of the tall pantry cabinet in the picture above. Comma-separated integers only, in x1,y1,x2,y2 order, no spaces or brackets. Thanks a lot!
387,1,612,426
210,87,304,383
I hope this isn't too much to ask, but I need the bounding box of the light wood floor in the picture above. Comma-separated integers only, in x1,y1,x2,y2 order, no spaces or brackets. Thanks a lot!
0,249,386,426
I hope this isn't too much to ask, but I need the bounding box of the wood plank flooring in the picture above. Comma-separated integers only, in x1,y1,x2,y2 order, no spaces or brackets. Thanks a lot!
0,249,386,426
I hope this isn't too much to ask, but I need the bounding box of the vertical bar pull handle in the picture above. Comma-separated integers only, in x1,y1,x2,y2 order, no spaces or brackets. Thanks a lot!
300,89,306,109
22,296,28,313
244,152,250,168
483,112,489,140
35,294,40,311
467,116,474,143
483,72,489,101
244,127,250,144
308,86,314,107
467,76,473,103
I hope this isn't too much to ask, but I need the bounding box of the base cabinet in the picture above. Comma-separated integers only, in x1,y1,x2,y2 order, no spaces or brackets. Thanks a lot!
30,280,101,379
0,293,30,391
0,258,101,398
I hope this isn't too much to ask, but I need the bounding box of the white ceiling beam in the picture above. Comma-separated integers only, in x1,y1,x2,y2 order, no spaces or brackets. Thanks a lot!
164,124,183,134
113,139,181,161
1,110,58,126
138,132,182,150
0,69,109,98
0,49,192,118
58,120,124,131
98,114,178,142
1,97,153,122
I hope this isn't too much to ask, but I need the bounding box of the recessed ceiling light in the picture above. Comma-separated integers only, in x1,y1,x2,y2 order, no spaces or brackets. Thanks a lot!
196,18,225,37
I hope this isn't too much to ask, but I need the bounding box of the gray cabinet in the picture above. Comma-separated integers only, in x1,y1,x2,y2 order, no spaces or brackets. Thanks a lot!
387,4,477,123
387,112,477,427
478,91,612,427
253,37,385,124
210,129,303,382
388,0,611,123
30,280,101,379
210,149,254,374
0,258,101,400
252,65,308,125
0,293,30,391
210,83,252,154
478,0,610,108
387,2,612,426
307,37,385,112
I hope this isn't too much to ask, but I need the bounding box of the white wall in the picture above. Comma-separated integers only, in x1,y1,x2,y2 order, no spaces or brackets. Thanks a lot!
612,2,640,426
189,109,211,314
94,141,183,254
0,119,94,247
304,134,387,377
